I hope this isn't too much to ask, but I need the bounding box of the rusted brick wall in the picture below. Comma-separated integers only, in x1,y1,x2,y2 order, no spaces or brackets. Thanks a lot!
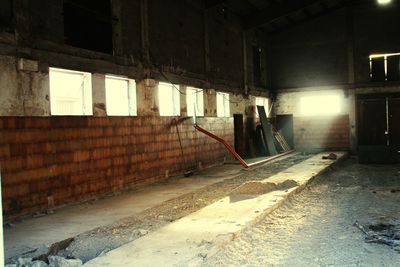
0,116,233,220
293,115,350,152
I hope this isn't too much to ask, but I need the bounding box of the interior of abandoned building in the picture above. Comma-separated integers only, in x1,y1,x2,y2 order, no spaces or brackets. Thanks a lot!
1,0,400,266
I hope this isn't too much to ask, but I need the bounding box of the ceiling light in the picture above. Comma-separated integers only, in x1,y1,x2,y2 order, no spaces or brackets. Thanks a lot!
377,0,392,5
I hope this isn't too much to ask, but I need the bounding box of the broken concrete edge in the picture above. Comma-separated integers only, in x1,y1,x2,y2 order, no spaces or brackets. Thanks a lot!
211,152,350,257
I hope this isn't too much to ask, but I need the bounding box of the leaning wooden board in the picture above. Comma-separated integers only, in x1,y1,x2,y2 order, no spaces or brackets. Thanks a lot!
257,106,278,156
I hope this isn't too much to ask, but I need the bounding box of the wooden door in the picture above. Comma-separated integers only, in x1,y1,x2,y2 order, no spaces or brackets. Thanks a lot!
389,98,400,146
357,97,387,146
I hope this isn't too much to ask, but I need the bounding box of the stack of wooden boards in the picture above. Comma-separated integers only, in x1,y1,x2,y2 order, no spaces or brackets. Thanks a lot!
257,106,291,154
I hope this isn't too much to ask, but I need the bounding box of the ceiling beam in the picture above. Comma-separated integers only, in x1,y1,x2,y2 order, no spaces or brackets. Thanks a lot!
204,0,227,9
244,0,326,29
266,1,344,34
265,0,397,34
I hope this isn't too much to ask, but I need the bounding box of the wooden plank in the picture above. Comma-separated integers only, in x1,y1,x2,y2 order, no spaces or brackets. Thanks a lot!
257,106,278,156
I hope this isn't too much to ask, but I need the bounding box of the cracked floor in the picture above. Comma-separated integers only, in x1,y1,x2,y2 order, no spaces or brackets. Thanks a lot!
203,157,400,267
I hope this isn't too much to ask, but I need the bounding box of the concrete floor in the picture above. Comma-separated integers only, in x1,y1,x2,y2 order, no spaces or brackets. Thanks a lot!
204,158,400,266
4,163,247,260
5,151,347,266
84,152,346,266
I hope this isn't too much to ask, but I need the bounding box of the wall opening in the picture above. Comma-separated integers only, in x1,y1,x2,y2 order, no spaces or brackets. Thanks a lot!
49,67,93,116
158,82,180,116
300,94,341,116
186,87,204,117
63,0,113,54
369,53,400,82
217,92,230,117
255,97,269,117
105,75,137,116
0,0,13,31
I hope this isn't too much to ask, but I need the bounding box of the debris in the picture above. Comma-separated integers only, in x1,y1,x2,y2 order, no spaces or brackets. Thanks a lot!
135,229,148,236
48,256,82,267
322,153,337,160
34,238,75,263
354,221,400,248
198,252,207,260
17,257,33,266
32,212,47,218
230,180,299,196
5,222,15,228
28,261,48,267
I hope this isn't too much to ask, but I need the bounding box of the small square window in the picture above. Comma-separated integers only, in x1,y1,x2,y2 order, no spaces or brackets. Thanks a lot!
105,75,137,116
216,92,230,117
49,67,92,115
158,82,180,116
255,97,269,117
186,87,204,117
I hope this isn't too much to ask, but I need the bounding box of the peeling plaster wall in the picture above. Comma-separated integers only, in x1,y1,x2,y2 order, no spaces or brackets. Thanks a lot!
0,56,50,116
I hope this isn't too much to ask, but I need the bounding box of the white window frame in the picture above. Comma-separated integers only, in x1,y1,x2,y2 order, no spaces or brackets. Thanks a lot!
255,97,269,117
49,67,92,116
105,75,137,116
158,82,180,116
186,86,204,117
216,92,230,118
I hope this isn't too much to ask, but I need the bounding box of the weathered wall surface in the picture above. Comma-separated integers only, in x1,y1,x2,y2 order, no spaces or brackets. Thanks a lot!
0,116,233,220
269,4,400,89
0,56,50,116
0,0,268,93
274,89,351,152
353,5,400,83
269,10,348,89
293,115,350,152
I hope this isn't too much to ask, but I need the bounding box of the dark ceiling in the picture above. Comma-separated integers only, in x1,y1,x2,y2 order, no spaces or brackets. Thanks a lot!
205,0,393,33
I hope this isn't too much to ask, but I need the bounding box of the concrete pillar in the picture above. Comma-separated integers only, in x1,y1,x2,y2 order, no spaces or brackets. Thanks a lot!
92,74,107,117
137,79,158,116
20,70,51,116
180,85,188,117
203,89,217,117
111,0,124,56
348,89,357,153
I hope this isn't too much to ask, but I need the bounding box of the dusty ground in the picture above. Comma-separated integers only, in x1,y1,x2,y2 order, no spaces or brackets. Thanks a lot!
64,154,310,263
203,157,400,267
7,153,311,264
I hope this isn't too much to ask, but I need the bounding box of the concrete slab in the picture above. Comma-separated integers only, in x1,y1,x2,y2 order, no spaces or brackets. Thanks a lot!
4,164,245,260
84,152,346,267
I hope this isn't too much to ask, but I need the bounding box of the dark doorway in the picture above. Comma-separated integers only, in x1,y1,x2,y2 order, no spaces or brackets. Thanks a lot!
357,97,387,146
0,0,13,30
357,94,400,163
233,114,245,157
389,98,400,146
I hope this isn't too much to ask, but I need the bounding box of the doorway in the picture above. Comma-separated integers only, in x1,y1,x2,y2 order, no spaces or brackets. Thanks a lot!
357,93,400,163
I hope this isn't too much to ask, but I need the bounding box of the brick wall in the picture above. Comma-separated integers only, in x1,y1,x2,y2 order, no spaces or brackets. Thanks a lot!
0,116,233,220
293,115,350,152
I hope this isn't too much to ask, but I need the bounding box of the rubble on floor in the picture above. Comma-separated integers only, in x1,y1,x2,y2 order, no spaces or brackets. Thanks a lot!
6,256,82,267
